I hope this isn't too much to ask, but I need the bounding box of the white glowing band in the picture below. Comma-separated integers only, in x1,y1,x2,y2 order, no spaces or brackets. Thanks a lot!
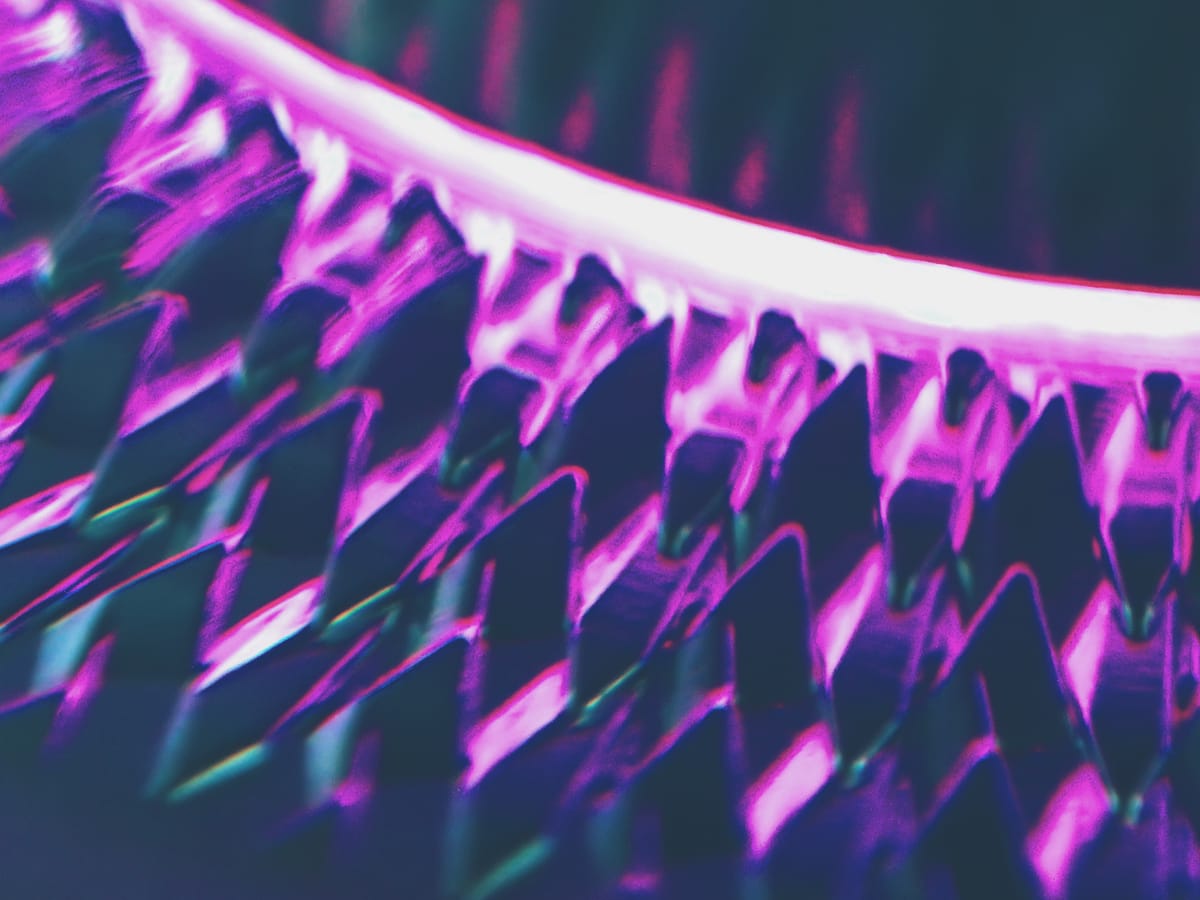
117,0,1200,378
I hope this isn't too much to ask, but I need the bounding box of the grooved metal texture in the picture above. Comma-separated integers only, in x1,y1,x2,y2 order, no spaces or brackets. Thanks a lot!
0,2,1198,898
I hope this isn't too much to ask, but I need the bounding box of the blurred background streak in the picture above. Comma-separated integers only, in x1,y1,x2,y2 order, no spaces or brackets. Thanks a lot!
245,0,1200,290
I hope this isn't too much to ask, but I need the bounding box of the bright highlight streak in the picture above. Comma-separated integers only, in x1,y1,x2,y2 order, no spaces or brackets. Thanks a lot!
116,0,1200,379
1062,584,1111,727
0,476,92,547
1028,765,1110,898
198,580,320,690
745,722,836,859
464,662,570,789
816,549,883,681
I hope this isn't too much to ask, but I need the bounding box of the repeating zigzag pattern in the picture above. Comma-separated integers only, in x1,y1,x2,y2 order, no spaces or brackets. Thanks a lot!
0,3,1198,898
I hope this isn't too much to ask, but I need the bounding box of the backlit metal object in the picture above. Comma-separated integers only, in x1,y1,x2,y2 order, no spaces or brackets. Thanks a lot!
117,0,1200,379
0,1,1199,898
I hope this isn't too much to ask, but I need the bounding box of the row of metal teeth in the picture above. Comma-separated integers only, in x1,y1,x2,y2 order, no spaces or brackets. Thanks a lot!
2,3,1200,898
240,0,1200,289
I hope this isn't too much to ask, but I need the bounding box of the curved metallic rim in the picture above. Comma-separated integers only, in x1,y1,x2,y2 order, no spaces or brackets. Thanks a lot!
114,0,1200,378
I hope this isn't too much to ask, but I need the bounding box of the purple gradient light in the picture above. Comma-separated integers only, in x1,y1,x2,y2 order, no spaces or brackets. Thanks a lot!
745,722,835,860
2,0,1198,895
110,0,1200,382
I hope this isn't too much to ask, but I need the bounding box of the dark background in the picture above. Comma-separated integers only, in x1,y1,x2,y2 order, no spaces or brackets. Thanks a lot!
251,0,1200,291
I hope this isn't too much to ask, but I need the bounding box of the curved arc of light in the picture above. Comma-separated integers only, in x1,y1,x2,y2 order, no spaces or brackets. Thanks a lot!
116,0,1200,378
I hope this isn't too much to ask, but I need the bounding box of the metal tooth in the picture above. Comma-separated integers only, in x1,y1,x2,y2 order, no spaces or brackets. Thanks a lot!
1141,371,1185,452
943,348,991,428
255,626,379,746
488,247,556,322
714,324,815,569
965,569,1075,756
139,136,309,359
921,750,1042,900
0,499,130,627
240,284,346,399
448,648,576,893
446,689,583,896
147,624,344,797
719,529,815,715
572,519,709,709
482,253,637,418
1065,783,1170,899
345,258,479,457
558,253,624,328
621,706,745,891
0,57,145,259
353,631,470,783
828,552,936,777
78,373,287,528
306,179,460,294
1169,700,1200,842
1082,590,1172,815
658,431,741,559
320,462,499,632
316,169,388,234
655,554,730,735
1094,387,1192,640
873,350,921,435
93,541,223,680
900,644,993,815
1072,380,1121,461
746,310,802,387
0,297,172,510
675,305,737,390
233,395,370,624
478,469,580,645
878,350,1000,611
47,192,168,301
542,319,672,549
167,731,313,859
383,182,463,255
23,548,224,802
756,751,908,899
1104,506,1178,641
884,480,956,612
440,366,539,490
963,395,1099,640
771,364,879,604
